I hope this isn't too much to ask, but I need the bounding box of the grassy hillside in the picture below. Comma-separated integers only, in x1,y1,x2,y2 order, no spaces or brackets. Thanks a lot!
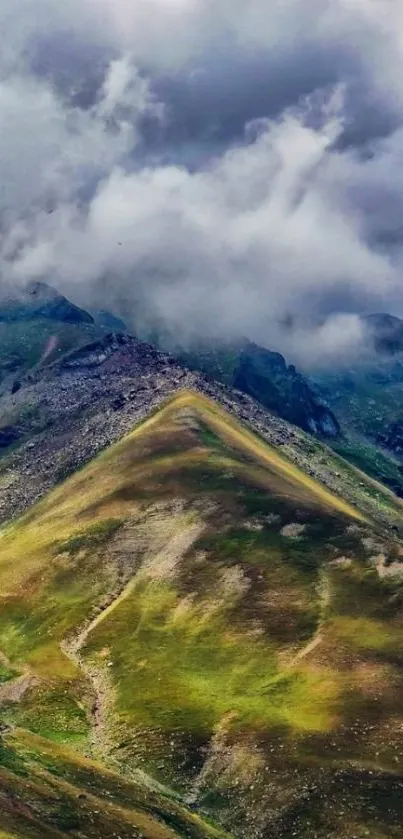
1,392,403,837
0,727,228,839
313,364,403,496
0,319,104,392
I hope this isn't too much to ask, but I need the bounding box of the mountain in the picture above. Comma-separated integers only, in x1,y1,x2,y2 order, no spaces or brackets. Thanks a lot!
0,282,106,394
1,281,403,514
3,289,403,836
365,313,403,356
0,331,402,535
1,391,403,838
233,341,339,435
0,728,227,839
311,313,403,496
173,339,339,437
0,283,339,444
0,281,94,325
4,282,403,504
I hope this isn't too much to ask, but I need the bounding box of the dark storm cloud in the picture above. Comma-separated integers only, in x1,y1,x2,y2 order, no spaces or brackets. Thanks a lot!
152,47,342,152
2,0,403,367
28,32,111,109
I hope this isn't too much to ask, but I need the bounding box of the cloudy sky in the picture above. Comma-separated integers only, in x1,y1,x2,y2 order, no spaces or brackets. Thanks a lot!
1,0,403,366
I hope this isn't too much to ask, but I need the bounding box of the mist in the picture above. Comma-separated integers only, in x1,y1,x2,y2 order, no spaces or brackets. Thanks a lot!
2,0,403,367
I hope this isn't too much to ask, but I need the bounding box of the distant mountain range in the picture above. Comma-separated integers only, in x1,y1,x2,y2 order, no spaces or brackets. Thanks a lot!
173,338,340,436
0,282,340,462
0,280,94,325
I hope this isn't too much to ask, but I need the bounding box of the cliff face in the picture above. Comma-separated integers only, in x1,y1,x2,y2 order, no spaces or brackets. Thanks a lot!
233,341,340,436
173,339,340,438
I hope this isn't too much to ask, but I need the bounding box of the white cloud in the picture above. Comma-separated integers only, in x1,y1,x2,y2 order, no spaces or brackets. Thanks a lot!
0,58,161,227
6,92,398,361
1,0,403,365
283,313,370,369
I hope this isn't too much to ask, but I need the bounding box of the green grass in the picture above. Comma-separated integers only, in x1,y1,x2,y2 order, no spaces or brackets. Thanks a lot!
0,728,230,839
0,319,104,384
55,519,123,555
0,662,17,684
85,576,336,737
332,435,403,498
1,391,403,838
6,684,89,746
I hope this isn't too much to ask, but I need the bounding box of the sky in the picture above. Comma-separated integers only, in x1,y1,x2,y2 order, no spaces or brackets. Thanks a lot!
1,0,403,366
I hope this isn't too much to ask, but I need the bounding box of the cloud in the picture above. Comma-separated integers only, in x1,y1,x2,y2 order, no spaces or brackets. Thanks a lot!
281,314,370,370
0,57,162,229
5,90,399,361
2,0,403,366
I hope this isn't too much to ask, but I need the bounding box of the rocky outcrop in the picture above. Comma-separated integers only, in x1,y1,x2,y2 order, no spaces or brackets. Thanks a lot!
233,342,339,437
174,339,340,438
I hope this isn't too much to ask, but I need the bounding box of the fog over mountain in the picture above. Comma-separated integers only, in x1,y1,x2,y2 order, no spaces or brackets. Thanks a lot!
2,0,403,365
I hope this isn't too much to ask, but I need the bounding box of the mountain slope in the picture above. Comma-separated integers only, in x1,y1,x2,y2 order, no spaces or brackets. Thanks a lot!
0,282,94,326
0,281,402,514
1,392,403,837
0,728,228,839
0,282,339,438
0,282,105,395
307,312,403,497
172,338,339,436
232,341,339,435
1,331,402,535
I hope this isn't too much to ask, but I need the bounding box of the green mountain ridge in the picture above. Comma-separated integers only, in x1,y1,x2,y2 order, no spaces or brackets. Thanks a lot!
0,282,94,326
1,392,403,837
0,727,229,839
0,282,107,396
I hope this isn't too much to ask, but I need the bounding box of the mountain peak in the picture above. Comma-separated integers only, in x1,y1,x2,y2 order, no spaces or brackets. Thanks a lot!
0,389,401,839
0,280,94,325
364,311,403,355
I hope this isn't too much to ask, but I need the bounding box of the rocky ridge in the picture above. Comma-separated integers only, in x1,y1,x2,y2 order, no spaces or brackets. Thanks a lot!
0,331,401,534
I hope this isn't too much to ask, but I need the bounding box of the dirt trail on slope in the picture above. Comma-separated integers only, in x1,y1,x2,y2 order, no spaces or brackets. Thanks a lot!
60,635,115,761
61,515,205,765
287,568,331,668
292,632,324,664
